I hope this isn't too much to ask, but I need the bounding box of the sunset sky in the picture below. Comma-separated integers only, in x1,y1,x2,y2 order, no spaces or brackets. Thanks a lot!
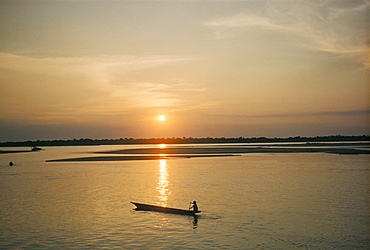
0,0,369,141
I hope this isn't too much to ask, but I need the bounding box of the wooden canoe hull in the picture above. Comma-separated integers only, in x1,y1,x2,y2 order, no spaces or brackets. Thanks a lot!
131,202,201,215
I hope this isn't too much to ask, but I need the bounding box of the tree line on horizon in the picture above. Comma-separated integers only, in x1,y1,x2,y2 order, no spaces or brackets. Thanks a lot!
0,135,369,147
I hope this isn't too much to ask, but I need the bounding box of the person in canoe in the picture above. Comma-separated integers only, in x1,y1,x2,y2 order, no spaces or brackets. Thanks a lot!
189,201,199,212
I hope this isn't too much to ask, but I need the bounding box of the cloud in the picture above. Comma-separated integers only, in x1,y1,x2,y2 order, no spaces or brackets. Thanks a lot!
210,109,370,119
109,78,207,105
0,53,205,123
0,53,189,79
205,0,370,68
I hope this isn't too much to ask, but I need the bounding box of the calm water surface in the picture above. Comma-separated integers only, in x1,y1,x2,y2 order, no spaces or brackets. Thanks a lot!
0,145,369,249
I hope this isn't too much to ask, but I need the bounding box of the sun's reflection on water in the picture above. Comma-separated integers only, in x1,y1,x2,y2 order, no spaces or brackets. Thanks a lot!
157,159,170,206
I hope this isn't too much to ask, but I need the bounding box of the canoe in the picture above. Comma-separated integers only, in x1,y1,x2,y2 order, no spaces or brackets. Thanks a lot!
131,202,201,215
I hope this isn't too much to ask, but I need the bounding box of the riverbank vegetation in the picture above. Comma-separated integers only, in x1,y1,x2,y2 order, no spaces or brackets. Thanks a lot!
1,135,369,147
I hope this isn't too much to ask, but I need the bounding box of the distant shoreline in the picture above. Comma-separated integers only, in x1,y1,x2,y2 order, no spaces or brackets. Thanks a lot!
2,141,368,158
1,135,369,147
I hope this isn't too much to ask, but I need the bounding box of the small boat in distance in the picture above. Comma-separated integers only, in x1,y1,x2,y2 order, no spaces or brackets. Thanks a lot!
31,146,42,151
131,202,201,215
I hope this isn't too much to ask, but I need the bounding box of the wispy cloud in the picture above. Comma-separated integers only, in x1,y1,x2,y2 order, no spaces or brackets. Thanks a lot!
0,53,205,122
205,0,370,68
210,109,370,119
0,53,190,79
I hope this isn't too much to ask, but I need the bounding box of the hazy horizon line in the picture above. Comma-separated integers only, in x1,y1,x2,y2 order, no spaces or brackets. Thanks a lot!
1,134,369,144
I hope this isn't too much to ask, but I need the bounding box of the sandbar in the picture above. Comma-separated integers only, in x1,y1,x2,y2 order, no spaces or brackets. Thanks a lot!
97,146,369,155
46,154,236,162
0,150,34,154
46,144,369,162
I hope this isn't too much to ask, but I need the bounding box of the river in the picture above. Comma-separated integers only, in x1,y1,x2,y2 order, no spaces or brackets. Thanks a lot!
0,144,369,249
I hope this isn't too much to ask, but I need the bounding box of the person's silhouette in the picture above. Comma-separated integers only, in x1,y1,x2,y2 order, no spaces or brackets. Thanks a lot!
190,201,198,212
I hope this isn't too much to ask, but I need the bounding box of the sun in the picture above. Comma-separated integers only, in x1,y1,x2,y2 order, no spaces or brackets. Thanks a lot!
158,115,166,121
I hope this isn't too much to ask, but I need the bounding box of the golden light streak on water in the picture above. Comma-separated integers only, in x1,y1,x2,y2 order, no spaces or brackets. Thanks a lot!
156,159,170,206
